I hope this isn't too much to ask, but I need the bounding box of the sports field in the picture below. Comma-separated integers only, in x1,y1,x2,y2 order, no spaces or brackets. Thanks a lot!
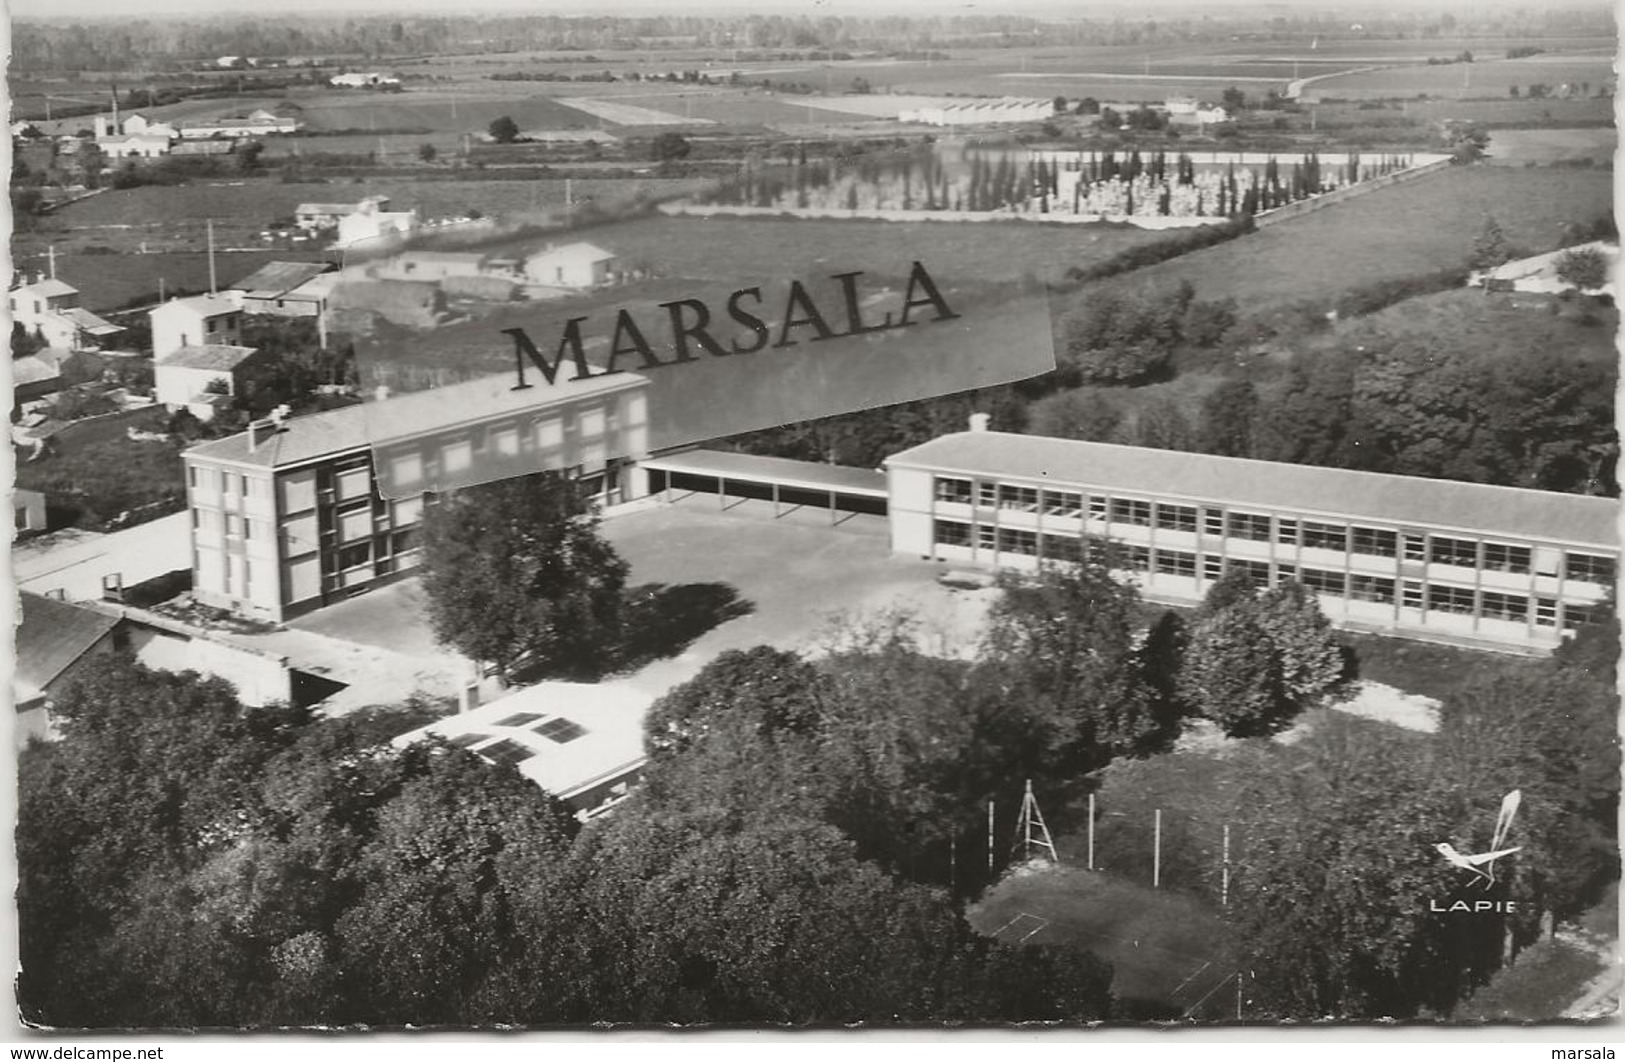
970,864,1238,1018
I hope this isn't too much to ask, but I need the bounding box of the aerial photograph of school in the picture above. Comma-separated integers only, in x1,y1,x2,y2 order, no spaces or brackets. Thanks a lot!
7,0,1619,1032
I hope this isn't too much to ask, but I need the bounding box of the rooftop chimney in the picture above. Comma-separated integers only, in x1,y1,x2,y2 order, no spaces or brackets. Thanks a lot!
247,415,285,453
969,412,991,433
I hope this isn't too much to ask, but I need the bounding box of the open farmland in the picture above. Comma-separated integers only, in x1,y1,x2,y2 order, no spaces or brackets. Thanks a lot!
1108,166,1614,311
482,212,1175,287
1486,127,1616,164
1310,55,1615,100
27,250,333,313
37,176,711,255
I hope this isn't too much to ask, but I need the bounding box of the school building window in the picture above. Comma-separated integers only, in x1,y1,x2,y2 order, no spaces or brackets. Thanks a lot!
1110,498,1152,526
1482,543,1531,574
1155,503,1197,533
1349,575,1396,604
1153,549,1197,577
1300,567,1346,596
934,520,972,547
1426,585,1476,615
1565,552,1615,584
1301,522,1349,552
1226,512,1272,542
1351,526,1398,558
1042,534,1084,564
1429,536,1479,568
1042,490,1083,517
998,527,1038,556
935,477,972,504
1480,592,1528,623
998,484,1039,512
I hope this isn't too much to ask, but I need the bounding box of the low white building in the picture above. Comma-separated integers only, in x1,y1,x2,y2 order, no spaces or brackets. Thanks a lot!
392,682,651,821
520,242,617,288
329,72,401,88
295,196,389,231
179,111,299,139
336,200,422,251
149,293,244,358
899,97,1054,127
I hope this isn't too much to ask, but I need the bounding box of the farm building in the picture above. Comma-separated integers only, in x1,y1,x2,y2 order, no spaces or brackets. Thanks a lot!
1165,97,1231,128
180,369,650,622
899,98,1054,126
296,197,390,231
169,140,236,157
93,116,173,158
149,293,243,357
232,261,338,316
13,592,125,747
154,344,266,418
885,423,1617,654
179,111,299,139
329,72,401,88
326,279,446,329
520,242,618,288
392,682,650,820
120,113,180,139
336,200,421,251
1471,241,1617,298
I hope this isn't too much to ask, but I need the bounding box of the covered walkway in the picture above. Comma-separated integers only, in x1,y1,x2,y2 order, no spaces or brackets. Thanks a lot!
641,449,888,526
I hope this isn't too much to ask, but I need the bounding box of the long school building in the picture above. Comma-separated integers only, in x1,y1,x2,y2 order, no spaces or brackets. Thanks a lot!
885,428,1618,654
183,372,650,622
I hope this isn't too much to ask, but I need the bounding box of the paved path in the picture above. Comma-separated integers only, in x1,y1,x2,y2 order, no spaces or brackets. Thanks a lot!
13,512,190,601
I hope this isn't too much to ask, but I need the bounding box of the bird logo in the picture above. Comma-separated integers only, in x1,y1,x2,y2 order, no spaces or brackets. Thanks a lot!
1435,790,1521,888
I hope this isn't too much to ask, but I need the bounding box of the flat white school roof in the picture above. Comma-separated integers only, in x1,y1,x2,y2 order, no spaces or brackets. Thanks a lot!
392,681,649,803
886,431,1619,549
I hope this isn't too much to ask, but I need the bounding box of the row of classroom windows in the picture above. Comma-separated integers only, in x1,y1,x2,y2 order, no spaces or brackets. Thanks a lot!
932,521,1604,627
199,530,422,599
931,478,1615,583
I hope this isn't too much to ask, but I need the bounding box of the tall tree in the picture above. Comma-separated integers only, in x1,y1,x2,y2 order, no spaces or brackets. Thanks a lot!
419,471,630,679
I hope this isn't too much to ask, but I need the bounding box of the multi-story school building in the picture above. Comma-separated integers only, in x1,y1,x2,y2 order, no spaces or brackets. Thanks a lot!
181,371,650,622
884,425,1617,654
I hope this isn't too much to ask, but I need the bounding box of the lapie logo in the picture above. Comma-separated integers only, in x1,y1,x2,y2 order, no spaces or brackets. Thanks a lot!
1434,789,1522,888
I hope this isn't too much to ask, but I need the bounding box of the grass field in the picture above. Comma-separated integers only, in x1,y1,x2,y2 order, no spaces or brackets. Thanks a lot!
1312,56,1615,100
1112,166,1614,311
969,864,1237,1018
1486,127,1615,163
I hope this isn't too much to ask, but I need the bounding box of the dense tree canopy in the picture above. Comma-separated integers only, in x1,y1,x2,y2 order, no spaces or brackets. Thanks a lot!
419,472,629,678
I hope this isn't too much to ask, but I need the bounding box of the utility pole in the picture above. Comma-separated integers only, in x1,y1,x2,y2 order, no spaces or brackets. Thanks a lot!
1222,824,1231,906
987,800,995,872
207,218,217,294
1153,808,1162,888
47,244,56,280
1087,792,1096,870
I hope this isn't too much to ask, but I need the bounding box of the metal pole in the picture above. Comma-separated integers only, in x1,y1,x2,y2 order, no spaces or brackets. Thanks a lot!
1222,824,1231,907
1087,793,1095,870
207,219,217,294
1235,971,1243,1021
1153,808,1162,888
950,835,957,891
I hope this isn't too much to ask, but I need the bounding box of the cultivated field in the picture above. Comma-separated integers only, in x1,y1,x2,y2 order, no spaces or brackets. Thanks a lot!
1111,165,1615,310
1310,55,1615,100
1486,127,1616,164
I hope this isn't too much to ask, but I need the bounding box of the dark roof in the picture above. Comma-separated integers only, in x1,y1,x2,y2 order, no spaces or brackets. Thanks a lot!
885,431,1620,549
15,593,121,692
184,370,649,471
61,306,123,334
644,449,887,497
232,260,332,297
159,344,260,371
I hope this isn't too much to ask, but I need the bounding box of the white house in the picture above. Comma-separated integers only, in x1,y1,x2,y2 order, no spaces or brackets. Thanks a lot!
179,112,299,139
10,277,83,331
154,344,265,418
520,242,618,288
335,200,421,251
149,293,244,358
121,113,180,139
